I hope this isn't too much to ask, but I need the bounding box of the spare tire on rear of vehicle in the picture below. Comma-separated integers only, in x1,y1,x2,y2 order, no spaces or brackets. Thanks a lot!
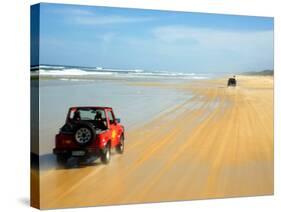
74,122,96,145
227,77,237,87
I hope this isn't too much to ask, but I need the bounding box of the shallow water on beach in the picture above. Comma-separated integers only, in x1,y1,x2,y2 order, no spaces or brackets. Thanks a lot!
37,79,192,155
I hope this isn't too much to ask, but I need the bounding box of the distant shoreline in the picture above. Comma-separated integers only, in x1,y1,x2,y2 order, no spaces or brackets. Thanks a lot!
241,70,273,76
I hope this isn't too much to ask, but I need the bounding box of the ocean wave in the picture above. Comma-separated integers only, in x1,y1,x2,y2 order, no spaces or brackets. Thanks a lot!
39,65,65,70
187,76,208,79
40,69,114,76
37,65,211,79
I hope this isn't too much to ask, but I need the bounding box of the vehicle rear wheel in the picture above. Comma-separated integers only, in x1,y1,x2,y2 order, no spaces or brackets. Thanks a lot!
116,135,124,154
101,144,111,164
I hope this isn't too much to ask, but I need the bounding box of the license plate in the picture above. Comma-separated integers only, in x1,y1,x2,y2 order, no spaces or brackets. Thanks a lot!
72,151,85,156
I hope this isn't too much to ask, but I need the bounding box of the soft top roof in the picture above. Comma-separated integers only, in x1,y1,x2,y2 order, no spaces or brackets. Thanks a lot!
69,106,112,110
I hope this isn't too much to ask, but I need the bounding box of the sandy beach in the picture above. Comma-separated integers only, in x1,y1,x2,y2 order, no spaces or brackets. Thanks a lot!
36,75,273,209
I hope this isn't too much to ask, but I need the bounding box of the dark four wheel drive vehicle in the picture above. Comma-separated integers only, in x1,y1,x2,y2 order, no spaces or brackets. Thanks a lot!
227,76,237,87
53,107,125,165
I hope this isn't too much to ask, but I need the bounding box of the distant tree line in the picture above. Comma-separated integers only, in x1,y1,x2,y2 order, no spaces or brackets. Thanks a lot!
242,69,273,76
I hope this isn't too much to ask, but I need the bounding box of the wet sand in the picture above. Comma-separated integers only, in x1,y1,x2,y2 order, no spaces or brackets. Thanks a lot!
37,76,273,209
37,79,190,155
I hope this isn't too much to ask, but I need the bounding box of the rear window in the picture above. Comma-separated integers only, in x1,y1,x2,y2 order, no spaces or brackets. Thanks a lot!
69,108,106,121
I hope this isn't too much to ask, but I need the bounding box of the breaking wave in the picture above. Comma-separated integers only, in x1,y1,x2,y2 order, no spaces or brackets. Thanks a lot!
35,65,211,80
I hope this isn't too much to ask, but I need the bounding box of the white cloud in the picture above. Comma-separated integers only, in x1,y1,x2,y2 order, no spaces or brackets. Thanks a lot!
47,7,93,16
149,25,273,72
49,7,154,25
73,15,154,25
152,25,273,49
99,32,116,43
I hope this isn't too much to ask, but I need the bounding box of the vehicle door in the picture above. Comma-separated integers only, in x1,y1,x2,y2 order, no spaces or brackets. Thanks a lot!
106,110,118,147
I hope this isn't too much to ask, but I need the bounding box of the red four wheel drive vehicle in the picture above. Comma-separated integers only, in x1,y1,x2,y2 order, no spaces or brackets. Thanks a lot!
53,107,125,165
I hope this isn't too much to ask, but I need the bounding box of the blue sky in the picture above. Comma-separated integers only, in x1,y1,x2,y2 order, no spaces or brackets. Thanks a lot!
35,3,274,73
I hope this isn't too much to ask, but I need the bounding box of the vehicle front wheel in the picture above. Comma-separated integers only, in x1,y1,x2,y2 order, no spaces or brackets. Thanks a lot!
116,135,124,154
101,144,111,164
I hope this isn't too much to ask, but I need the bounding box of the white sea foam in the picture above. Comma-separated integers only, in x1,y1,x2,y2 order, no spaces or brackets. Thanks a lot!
40,69,114,76
39,65,65,69
188,76,208,79
38,65,212,79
